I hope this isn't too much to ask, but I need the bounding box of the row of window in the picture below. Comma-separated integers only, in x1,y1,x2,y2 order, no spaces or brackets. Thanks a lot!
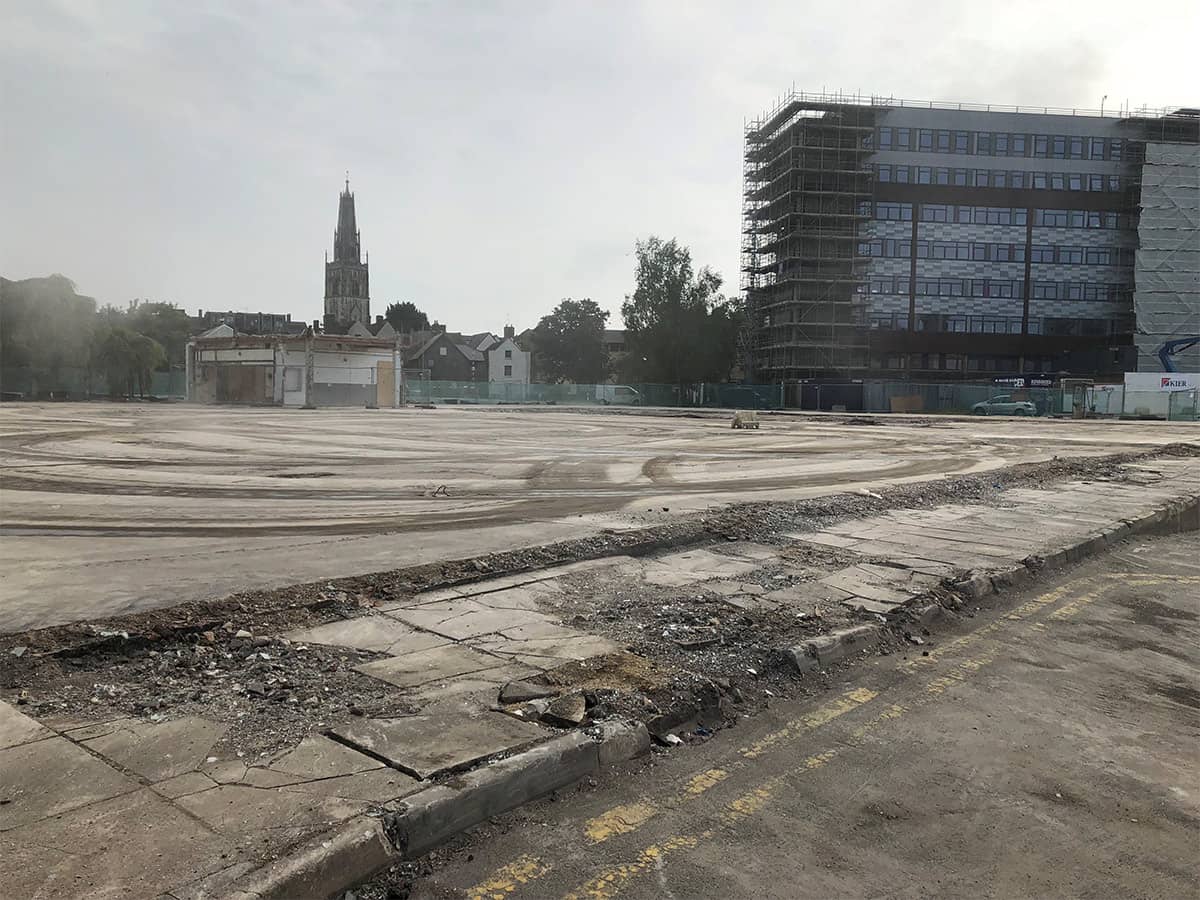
868,314,1124,339
871,127,1125,161
875,164,1125,192
860,275,1130,301
856,238,1133,266
863,202,1125,230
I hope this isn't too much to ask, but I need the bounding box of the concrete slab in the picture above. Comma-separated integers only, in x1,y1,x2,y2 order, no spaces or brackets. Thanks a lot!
330,709,546,779
388,597,554,640
354,643,512,689
404,663,542,704
787,532,864,550
0,700,52,749
703,581,769,597
819,572,917,606
174,783,364,836
0,737,138,831
151,770,217,799
468,622,620,667
79,715,229,782
279,767,422,802
0,788,236,900
720,542,781,561
283,616,448,655
264,733,384,779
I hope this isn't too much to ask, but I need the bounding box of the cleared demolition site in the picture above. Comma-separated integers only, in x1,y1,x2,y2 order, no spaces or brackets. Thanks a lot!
1,401,1197,899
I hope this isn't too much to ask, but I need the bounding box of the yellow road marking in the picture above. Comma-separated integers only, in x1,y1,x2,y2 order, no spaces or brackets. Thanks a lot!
562,835,704,900
684,768,729,796
739,687,878,759
469,855,551,900
583,802,657,843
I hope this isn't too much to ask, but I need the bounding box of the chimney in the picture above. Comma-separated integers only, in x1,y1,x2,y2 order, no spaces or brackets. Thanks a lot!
503,325,515,339
313,320,322,333
376,315,383,325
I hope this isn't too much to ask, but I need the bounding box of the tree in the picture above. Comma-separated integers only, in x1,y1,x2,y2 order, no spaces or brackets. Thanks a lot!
384,301,430,333
0,275,97,396
531,298,609,383
621,237,739,384
89,325,166,398
125,301,190,368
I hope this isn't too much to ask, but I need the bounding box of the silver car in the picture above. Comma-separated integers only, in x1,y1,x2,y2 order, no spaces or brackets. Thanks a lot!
972,395,1037,416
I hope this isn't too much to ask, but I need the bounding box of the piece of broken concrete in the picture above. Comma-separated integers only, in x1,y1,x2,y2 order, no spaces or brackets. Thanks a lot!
498,680,557,705
542,691,586,727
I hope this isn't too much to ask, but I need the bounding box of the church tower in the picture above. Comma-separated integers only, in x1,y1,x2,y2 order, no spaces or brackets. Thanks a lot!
324,177,370,331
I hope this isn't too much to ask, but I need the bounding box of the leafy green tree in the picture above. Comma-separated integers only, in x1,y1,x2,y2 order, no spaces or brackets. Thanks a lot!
384,301,430,333
621,237,738,384
531,298,609,383
88,326,166,398
0,275,97,396
125,301,190,368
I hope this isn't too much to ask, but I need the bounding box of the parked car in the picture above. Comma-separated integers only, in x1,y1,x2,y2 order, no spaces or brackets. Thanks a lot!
972,395,1037,416
595,384,642,405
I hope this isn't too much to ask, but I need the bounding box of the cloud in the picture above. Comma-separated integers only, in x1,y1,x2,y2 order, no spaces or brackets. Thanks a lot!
2,0,1195,329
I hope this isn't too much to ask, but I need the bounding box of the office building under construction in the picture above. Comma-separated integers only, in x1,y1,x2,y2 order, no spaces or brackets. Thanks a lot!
741,92,1200,382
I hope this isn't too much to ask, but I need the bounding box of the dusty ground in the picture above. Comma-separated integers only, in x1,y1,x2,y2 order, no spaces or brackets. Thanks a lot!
364,531,1200,900
2,402,1197,631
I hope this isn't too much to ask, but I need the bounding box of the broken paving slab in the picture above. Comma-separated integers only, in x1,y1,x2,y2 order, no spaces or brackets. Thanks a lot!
0,736,139,831
78,715,229,782
0,700,53,750
387,596,556,640
284,615,448,655
329,707,546,779
264,733,384,779
354,643,518,689
641,549,760,586
467,620,620,668
174,783,365,837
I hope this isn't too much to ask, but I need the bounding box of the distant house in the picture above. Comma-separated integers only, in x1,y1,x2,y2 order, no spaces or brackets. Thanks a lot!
346,316,398,339
190,309,305,336
487,326,531,395
403,330,487,382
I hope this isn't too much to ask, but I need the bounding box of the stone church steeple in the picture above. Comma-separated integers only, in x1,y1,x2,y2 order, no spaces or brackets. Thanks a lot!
324,177,370,331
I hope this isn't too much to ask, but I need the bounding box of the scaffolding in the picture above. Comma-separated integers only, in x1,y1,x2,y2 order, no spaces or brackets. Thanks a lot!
741,92,878,379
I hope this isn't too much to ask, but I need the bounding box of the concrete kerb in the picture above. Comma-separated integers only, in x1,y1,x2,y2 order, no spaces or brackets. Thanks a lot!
785,491,1200,674
229,720,649,900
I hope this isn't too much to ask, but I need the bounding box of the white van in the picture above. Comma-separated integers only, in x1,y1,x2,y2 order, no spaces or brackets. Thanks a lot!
595,384,642,406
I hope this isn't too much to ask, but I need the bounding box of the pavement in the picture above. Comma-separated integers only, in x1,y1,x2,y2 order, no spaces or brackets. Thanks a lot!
2,402,1198,631
400,531,1200,900
1,459,1196,900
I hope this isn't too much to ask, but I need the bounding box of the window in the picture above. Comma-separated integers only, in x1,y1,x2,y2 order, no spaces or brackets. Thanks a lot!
1037,209,1068,227
1068,173,1082,191
993,171,1007,188
877,164,892,182
1030,244,1055,262
1109,139,1123,160
1033,172,1048,189
1085,247,1112,265
878,127,893,150
953,168,968,186
996,133,1011,155
921,204,949,222
917,166,932,184
973,169,990,187
1108,175,1121,192
1050,173,1065,190
1051,136,1067,158
954,131,970,153
504,349,513,359
1069,137,1084,159
918,129,934,151
1088,174,1104,192
977,132,993,154
1032,282,1058,300
1089,137,1106,159
935,167,950,185
894,165,910,183
936,130,951,153
972,243,988,260
439,346,448,356
876,201,912,220
895,128,911,150
1034,135,1049,157
1011,134,1026,156
503,365,512,377
1059,246,1083,264
1010,171,1025,188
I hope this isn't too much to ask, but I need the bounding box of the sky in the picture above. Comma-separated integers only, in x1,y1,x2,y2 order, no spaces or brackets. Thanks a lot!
2,0,1196,331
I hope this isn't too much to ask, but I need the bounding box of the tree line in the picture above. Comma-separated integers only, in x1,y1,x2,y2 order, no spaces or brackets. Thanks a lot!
1,275,190,398
529,236,743,385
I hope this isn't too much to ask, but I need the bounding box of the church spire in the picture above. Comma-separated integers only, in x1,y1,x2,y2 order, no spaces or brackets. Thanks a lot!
334,176,359,263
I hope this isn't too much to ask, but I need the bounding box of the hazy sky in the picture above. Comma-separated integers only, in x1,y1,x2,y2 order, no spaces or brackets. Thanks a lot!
3,1,1196,330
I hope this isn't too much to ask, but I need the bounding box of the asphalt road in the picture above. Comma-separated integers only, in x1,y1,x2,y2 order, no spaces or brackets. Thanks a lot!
405,532,1200,900
2,403,1196,631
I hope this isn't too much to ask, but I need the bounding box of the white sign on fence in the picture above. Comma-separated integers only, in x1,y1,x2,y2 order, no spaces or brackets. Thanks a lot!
1124,372,1200,392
